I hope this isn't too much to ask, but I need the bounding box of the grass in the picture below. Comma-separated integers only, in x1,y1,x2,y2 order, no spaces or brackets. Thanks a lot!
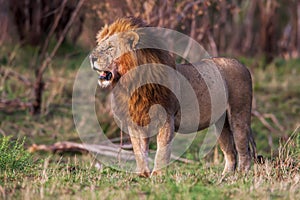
0,134,299,199
0,46,300,199
0,137,33,172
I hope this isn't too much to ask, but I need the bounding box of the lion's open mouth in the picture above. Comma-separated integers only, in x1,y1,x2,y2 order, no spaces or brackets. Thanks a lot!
98,71,113,81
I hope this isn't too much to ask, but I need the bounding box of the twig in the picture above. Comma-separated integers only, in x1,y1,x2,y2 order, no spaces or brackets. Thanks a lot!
171,154,197,164
0,185,5,200
251,109,286,150
0,128,6,136
0,68,32,86
251,97,284,134
178,0,203,19
281,125,300,155
182,8,196,60
39,0,68,60
207,32,218,57
263,113,284,132
252,110,279,134
38,0,85,78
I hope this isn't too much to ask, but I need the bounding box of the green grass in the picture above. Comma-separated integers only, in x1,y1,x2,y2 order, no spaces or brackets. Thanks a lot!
0,136,299,199
0,46,300,199
0,137,34,172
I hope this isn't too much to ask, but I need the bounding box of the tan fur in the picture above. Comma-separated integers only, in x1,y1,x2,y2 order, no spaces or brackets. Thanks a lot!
91,17,257,177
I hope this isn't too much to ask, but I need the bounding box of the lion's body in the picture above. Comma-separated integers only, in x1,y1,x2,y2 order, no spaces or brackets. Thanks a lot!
90,17,257,177
175,58,252,133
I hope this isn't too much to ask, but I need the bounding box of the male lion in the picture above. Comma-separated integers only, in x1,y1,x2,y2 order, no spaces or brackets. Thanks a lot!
90,17,257,177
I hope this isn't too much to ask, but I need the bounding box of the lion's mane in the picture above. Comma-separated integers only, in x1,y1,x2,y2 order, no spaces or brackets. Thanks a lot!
96,17,178,126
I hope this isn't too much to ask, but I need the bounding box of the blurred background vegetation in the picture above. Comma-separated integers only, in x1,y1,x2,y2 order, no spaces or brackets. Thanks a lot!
0,0,299,159
1,0,300,59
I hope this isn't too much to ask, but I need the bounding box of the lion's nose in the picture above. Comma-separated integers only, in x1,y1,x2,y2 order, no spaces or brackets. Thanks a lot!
90,56,97,64
89,55,98,70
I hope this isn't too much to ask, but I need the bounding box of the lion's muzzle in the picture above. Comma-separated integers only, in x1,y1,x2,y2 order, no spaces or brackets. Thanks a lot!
89,54,116,87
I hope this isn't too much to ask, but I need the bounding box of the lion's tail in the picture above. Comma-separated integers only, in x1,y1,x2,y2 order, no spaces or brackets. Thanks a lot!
249,131,264,164
249,132,257,158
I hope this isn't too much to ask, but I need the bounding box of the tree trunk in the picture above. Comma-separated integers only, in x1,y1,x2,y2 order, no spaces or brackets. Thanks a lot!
297,1,300,57
258,0,277,64
0,0,16,44
243,0,257,54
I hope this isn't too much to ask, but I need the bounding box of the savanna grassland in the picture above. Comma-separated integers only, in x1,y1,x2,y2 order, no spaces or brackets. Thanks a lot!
0,45,299,199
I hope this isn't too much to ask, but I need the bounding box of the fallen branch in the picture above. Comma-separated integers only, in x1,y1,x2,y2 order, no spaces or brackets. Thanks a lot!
0,99,32,112
28,141,89,154
28,141,196,164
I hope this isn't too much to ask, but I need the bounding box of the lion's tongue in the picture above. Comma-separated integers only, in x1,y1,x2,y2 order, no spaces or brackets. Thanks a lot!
98,71,108,80
98,71,112,80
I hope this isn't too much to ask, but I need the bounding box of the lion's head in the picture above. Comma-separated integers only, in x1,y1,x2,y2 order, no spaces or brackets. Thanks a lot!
89,30,139,87
89,17,175,88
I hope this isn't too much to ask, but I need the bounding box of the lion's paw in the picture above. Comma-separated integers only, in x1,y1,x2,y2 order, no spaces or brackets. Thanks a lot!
138,170,151,178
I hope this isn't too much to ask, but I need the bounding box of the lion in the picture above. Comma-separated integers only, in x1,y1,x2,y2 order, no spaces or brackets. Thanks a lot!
90,17,257,177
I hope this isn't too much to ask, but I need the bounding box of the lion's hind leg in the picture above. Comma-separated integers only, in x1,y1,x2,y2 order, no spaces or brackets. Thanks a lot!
216,115,237,175
227,106,252,172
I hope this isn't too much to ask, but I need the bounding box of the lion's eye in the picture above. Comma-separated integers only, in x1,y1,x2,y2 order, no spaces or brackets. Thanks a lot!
107,46,113,51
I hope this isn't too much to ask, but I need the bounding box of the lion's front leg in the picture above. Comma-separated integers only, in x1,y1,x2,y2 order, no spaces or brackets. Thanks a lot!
129,127,151,177
152,116,175,176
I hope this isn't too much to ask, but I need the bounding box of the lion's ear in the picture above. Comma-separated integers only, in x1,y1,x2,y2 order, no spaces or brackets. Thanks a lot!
121,31,139,50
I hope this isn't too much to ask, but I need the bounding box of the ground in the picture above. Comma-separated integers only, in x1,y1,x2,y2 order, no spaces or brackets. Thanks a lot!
0,45,299,199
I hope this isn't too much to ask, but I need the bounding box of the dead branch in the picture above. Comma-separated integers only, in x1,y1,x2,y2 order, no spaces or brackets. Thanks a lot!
179,0,203,19
252,97,284,135
0,67,32,86
263,113,284,132
252,110,280,134
28,142,88,154
0,99,32,111
170,154,197,164
28,140,196,164
39,0,68,61
207,32,218,57
251,108,287,150
0,128,7,136
28,141,136,162
251,96,286,149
